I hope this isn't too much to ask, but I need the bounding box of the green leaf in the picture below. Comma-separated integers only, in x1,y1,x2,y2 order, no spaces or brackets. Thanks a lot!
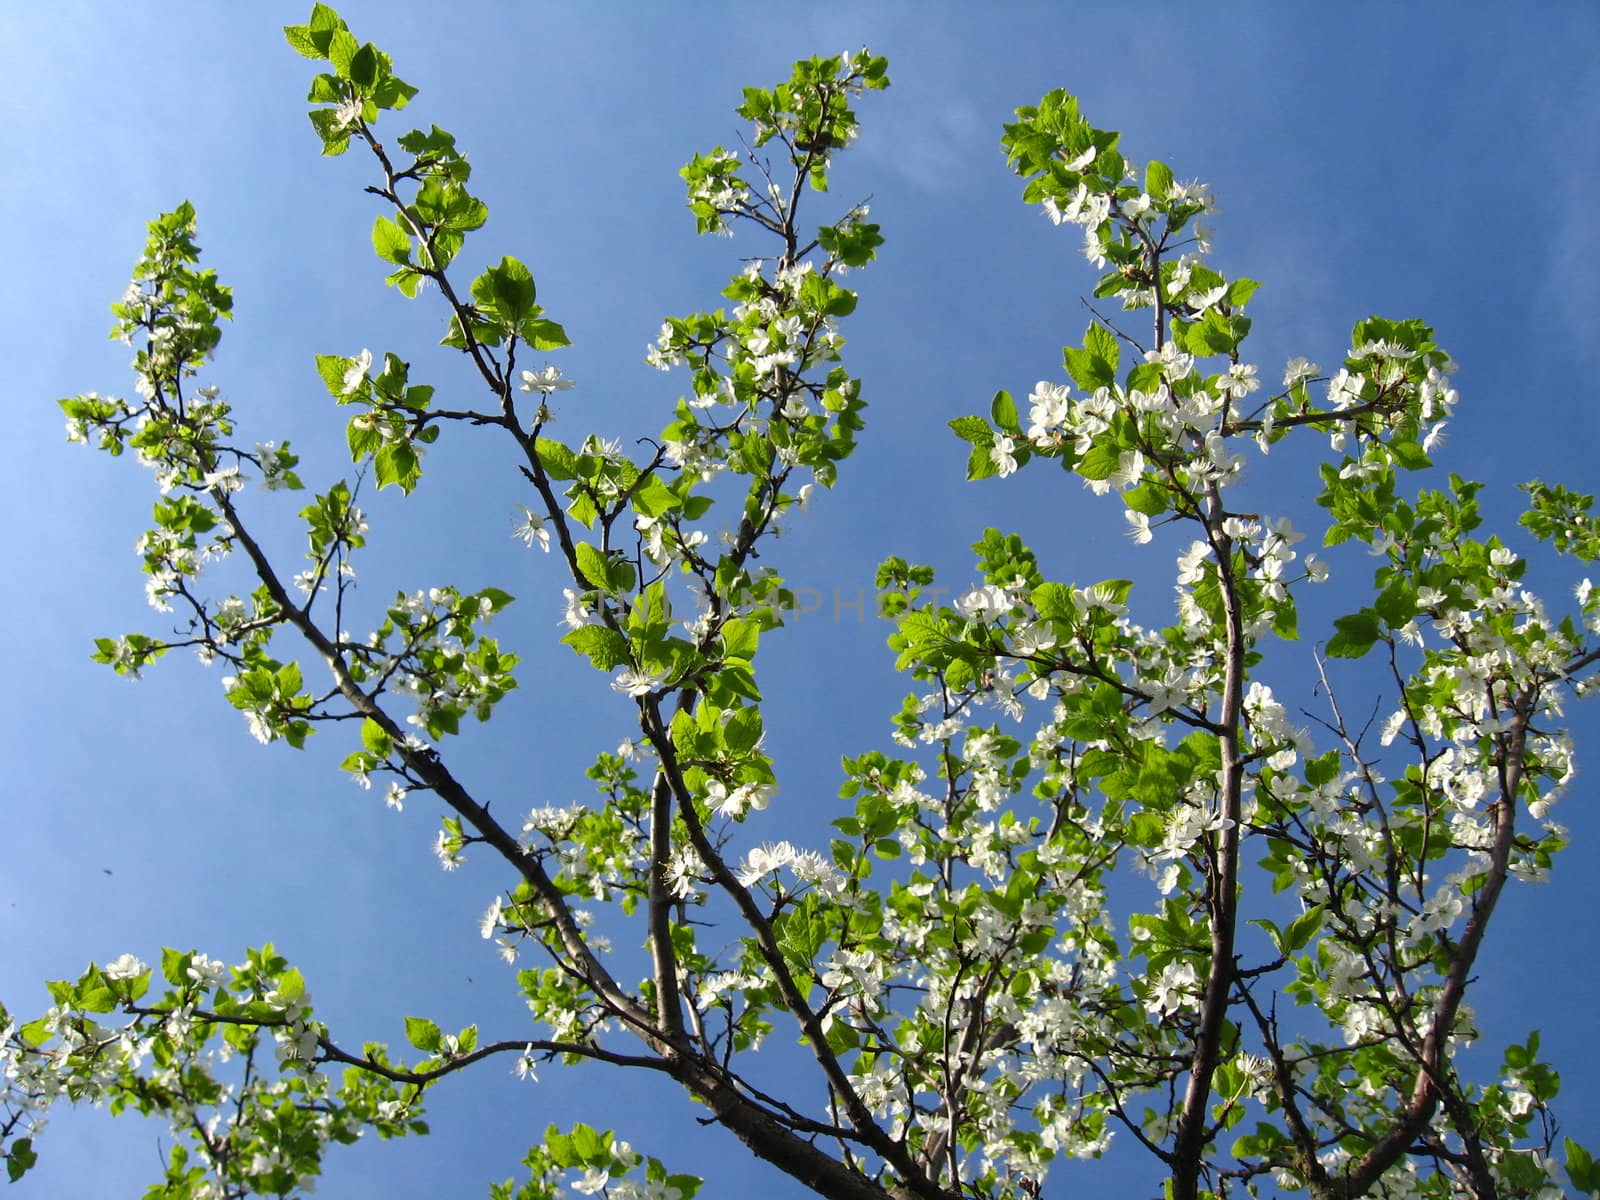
721,618,759,661
1144,159,1174,200
1077,438,1121,482
545,1126,576,1167
575,543,612,590
277,660,303,697
348,43,378,90
372,75,419,112
1225,278,1260,308
1031,581,1074,621
6,1138,36,1183
360,717,392,756
519,317,570,350
724,707,763,754
315,353,350,396
1186,308,1251,356
405,1016,442,1053
708,661,761,703
1565,1137,1598,1192
327,28,360,78
536,437,578,481
1125,361,1163,394
966,444,999,482
1271,594,1298,641
1249,918,1285,954
471,256,537,325
949,415,993,446
1325,609,1381,659
277,965,307,1003
1281,905,1325,953
374,440,422,494
283,24,325,60
562,625,631,670
347,415,380,460
1374,578,1416,628
283,4,343,59
570,1123,610,1166
161,947,190,987
632,478,679,518
1390,440,1431,471
477,586,515,613
314,68,364,115
307,108,352,156
1084,322,1120,374
1063,343,1115,392
568,491,599,529
1123,481,1167,516
990,390,1020,434
372,215,411,265
776,909,824,970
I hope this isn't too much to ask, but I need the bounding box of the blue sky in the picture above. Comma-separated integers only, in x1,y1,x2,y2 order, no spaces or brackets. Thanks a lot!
5,3,1600,1196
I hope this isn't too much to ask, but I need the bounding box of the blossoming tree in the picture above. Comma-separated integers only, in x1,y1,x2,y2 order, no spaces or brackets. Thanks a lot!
6,6,1599,1198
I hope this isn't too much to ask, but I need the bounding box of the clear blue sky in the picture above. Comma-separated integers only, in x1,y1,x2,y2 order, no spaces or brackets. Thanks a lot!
5,3,1599,1196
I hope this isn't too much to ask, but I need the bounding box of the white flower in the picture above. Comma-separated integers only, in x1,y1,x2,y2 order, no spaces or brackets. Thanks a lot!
1166,260,1193,298
1176,540,1210,585
1145,341,1194,381
1283,357,1321,387
611,667,665,698
511,506,550,551
704,779,740,816
201,465,244,494
1354,339,1417,361
479,896,504,939
514,1047,539,1081
1327,369,1363,410
1221,362,1260,398
705,781,775,819
1120,192,1154,223
1146,960,1198,1015
1379,710,1408,747
953,584,1014,620
341,349,372,396
561,587,594,630
519,365,575,394
1082,229,1108,268
1026,381,1072,445
433,830,464,871
736,841,798,886
1011,621,1057,656
332,96,363,131
104,953,147,982
1108,447,1145,490
990,434,1018,478
184,954,225,988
